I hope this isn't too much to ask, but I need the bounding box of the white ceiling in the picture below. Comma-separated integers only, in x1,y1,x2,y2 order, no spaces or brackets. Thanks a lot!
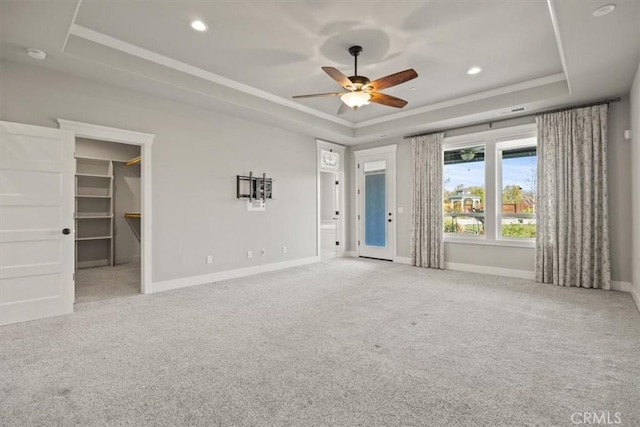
1,0,639,145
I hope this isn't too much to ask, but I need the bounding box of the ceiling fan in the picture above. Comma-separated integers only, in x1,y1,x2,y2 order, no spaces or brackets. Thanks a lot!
292,45,418,115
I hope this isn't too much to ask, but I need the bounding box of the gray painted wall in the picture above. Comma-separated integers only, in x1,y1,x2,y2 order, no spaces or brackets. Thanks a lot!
346,102,633,282
76,138,140,162
113,162,141,265
1,60,317,283
631,61,640,298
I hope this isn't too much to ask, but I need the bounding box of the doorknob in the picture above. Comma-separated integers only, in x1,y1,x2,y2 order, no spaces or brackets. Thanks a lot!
388,219,392,222
62,228,71,235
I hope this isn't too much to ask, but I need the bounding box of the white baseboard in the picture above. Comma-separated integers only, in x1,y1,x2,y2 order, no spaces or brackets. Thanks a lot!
394,256,411,265
115,255,141,265
444,262,535,280
152,256,320,293
77,259,109,269
344,251,357,257
610,281,632,292
609,281,640,312
632,286,640,313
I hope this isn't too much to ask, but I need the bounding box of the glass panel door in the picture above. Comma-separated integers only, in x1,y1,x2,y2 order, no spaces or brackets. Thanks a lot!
364,169,386,247
357,150,395,260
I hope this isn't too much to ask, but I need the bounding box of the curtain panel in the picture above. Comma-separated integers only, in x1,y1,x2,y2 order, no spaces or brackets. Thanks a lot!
411,133,445,269
535,104,610,289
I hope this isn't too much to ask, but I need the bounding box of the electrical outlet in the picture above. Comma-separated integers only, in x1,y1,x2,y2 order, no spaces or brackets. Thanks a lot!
282,246,287,254
206,255,213,264
247,250,252,259
261,248,266,256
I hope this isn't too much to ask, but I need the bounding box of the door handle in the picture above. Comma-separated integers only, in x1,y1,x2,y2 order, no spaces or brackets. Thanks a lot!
62,228,71,235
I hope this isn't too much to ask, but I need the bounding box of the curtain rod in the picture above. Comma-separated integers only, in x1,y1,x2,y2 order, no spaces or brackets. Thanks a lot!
403,97,621,139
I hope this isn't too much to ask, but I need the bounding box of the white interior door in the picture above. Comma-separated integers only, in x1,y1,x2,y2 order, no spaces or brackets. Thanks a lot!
356,146,396,260
0,121,75,326
320,171,338,260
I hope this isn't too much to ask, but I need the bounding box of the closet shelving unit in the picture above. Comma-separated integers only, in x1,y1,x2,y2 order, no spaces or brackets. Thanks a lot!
123,155,141,242
75,157,114,268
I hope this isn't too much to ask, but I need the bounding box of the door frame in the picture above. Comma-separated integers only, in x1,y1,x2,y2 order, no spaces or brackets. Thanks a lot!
354,144,397,260
316,139,346,259
57,119,154,294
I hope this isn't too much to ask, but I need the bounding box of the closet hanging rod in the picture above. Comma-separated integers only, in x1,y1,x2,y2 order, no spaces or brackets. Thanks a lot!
125,156,141,167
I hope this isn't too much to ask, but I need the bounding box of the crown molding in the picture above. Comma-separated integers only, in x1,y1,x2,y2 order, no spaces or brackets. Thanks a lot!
354,73,567,128
67,24,353,128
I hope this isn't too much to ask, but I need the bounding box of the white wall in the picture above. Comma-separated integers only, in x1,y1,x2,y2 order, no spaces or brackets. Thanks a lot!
113,162,141,265
631,60,640,299
0,60,318,284
346,103,633,282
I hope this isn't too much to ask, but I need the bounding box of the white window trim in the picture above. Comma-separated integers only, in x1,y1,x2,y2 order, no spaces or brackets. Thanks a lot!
443,123,537,248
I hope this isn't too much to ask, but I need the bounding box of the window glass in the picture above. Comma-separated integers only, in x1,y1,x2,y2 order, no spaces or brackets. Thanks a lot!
320,149,339,172
500,145,537,238
443,145,485,236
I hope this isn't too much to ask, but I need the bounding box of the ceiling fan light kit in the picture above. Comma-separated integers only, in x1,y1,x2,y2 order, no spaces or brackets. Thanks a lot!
293,45,418,115
341,91,371,109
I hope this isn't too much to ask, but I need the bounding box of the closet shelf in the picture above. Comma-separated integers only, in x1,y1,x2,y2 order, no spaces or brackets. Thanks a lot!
125,156,141,167
75,215,113,219
124,212,141,218
75,195,112,199
76,173,112,178
76,236,112,241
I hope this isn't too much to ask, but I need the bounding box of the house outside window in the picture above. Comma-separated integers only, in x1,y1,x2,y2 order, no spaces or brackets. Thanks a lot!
442,124,537,247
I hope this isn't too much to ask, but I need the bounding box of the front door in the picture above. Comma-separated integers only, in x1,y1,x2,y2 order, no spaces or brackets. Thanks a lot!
356,146,396,260
0,121,75,325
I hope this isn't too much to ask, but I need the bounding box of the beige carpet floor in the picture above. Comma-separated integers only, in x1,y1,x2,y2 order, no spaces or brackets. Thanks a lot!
2,258,639,426
75,262,141,304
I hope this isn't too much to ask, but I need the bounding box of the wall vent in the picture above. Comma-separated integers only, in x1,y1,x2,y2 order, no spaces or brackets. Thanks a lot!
496,107,527,116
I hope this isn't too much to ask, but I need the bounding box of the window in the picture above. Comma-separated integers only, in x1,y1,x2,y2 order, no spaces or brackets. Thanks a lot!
443,145,485,236
442,124,537,246
320,149,340,172
498,142,537,239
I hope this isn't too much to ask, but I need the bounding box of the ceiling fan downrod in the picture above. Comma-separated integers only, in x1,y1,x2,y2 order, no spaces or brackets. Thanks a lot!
348,45,362,76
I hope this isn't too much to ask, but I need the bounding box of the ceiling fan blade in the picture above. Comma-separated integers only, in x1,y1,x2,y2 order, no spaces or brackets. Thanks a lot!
368,69,418,91
337,102,349,115
322,67,354,90
292,92,344,99
369,92,408,108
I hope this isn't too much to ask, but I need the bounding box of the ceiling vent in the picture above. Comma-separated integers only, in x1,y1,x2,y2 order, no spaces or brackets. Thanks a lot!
496,107,526,117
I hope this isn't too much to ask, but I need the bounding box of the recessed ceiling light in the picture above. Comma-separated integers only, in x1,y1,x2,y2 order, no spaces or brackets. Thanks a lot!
467,66,482,75
410,87,417,91
593,4,616,16
190,20,208,32
26,48,46,60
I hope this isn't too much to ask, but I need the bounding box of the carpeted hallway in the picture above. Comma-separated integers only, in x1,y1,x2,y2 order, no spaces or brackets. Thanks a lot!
1,258,639,426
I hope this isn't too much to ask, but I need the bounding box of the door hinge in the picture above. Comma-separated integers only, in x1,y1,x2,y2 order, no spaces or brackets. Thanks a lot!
357,189,360,195
357,163,360,169
358,240,360,246
335,241,340,246
357,214,360,220
335,180,339,185
335,210,339,216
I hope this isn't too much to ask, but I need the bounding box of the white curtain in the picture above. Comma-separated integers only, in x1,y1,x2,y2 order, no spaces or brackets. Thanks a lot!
411,133,445,269
535,104,610,289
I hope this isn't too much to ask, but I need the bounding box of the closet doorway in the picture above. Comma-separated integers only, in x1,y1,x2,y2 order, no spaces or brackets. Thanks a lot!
74,139,141,302
317,140,345,260
58,120,154,300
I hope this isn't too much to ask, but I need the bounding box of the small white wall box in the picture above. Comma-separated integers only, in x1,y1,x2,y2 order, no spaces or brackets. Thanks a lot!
237,172,272,211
